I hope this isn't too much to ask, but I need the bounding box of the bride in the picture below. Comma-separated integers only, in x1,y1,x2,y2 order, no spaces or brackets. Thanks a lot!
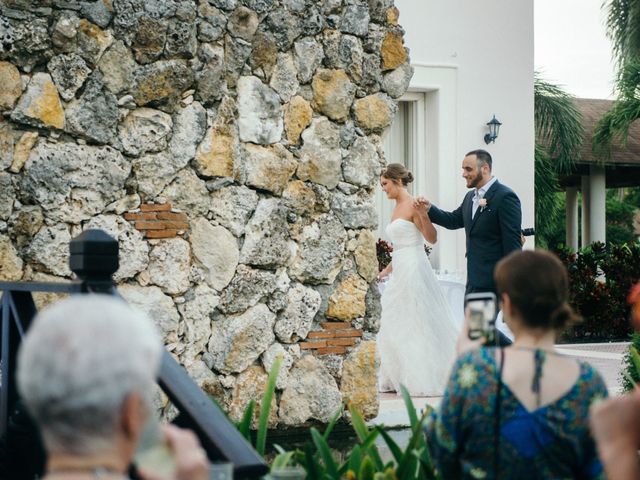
377,163,459,396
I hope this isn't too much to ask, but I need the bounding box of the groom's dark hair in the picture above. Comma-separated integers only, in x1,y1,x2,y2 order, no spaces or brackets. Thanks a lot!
466,149,492,171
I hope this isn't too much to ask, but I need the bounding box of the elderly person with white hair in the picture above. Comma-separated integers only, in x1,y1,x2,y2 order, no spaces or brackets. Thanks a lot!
16,295,209,480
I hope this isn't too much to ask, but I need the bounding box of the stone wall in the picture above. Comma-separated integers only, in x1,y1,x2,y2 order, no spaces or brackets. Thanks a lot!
0,0,412,425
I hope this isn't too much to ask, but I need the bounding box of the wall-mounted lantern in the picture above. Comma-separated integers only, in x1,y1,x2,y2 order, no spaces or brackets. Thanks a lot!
484,115,502,144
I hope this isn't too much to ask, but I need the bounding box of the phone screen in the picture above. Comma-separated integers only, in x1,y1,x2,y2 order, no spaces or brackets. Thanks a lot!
465,294,497,341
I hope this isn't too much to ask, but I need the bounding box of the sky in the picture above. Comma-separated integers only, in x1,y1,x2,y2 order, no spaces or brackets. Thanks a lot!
535,0,616,99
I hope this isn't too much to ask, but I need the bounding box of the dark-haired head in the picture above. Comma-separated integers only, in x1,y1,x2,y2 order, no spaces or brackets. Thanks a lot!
381,163,414,186
495,250,580,331
466,149,493,171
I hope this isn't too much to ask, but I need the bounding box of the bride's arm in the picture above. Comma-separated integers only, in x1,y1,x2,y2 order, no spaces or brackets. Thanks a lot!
378,263,392,281
414,204,437,244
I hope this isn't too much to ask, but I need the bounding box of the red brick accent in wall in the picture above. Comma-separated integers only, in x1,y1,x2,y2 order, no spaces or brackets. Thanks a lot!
124,203,189,239
139,203,172,212
299,323,363,356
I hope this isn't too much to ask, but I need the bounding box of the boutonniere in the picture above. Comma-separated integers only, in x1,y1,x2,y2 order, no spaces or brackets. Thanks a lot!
479,198,488,212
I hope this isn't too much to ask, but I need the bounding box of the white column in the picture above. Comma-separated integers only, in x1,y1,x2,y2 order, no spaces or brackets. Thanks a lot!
581,175,591,247
589,165,607,244
565,187,579,251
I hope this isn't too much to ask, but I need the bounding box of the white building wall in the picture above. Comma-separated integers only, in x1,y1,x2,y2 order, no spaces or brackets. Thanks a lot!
392,0,535,276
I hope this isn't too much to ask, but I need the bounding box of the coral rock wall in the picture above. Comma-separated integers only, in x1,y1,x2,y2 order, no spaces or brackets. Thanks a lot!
0,0,412,425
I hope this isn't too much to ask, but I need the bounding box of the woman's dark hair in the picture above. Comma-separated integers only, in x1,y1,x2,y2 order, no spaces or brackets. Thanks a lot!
381,163,414,186
494,250,580,330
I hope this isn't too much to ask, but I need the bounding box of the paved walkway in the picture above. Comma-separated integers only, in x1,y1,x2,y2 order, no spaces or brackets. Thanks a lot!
370,342,629,427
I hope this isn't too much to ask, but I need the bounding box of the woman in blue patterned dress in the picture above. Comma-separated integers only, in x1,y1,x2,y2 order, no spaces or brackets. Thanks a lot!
427,250,608,479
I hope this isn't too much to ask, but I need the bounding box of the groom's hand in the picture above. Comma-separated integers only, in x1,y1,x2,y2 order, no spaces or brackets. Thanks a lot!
413,196,431,213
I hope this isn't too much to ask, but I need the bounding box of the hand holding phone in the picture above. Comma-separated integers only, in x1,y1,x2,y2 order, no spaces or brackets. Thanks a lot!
464,292,497,345
136,423,210,480
134,416,177,478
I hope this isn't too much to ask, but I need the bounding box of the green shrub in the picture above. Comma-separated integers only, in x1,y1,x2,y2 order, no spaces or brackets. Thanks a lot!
270,386,439,480
620,334,640,392
555,242,640,340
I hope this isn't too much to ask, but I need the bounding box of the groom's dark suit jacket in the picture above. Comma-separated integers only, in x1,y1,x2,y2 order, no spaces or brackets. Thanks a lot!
428,180,522,293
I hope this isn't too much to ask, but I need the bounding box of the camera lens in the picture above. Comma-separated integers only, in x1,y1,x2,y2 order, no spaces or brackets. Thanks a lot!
521,228,535,236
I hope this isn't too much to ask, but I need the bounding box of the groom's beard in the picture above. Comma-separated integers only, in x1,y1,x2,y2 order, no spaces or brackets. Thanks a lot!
467,172,483,188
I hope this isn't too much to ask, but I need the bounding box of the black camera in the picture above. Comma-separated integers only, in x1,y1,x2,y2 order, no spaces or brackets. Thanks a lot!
521,228,535,236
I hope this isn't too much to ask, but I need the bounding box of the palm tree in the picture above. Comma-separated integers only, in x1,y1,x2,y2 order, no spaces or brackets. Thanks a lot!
593,0,640,156
534,74,584,248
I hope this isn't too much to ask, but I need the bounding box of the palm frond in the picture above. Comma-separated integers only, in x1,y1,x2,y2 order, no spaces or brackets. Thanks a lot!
592,96,640,159
534,74,584,173
615,59,640,99
534,145,564,247
604,0,640,73
596,2,640,159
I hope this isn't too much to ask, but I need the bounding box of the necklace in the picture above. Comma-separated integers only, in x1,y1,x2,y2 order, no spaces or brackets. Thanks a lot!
506,346,559,408
509,345,560,355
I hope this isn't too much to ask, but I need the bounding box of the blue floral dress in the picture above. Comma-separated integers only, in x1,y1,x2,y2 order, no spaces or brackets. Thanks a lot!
426,348,608,479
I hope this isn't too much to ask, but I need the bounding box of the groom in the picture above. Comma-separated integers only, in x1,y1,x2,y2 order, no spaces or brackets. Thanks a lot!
417,149,522,342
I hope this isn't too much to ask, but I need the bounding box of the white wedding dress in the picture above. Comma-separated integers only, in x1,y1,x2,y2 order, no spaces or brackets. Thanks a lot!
378,219,460,396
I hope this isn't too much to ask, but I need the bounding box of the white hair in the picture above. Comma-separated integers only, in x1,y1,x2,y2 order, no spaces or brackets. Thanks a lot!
17,294,162,455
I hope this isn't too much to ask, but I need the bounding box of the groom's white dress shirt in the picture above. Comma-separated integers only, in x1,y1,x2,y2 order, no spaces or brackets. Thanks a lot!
472,176,497,218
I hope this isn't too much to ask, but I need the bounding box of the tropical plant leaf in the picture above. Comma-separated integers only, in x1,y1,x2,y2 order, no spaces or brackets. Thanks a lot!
381,466,398,480
593,95,640,160
303,442,322,480
359,456,376,480
534,146,565,248
400,385,419,427
237,399,255,441
360,428,382,451
256,354,283,455
311,428,340,479
375,426,403,464
630,345,640,377
347,445,363,475
348,403,384,470
271,451,295,470
412,447,438,480
595,0,640,159
623,369,638,389
534,73,584,173
604,0,640,72
349,402,370,442
414,440,437,479
397,411,431,479
322,404,344,441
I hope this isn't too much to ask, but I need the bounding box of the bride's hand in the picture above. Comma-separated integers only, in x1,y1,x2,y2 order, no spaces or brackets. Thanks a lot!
377,265,392,282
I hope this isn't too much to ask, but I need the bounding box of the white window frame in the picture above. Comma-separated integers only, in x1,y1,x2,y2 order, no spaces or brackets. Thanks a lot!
375,63,461,275
377,93,426,240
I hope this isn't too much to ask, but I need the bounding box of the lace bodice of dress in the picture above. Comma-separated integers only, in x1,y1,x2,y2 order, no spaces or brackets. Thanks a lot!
385,219,424,249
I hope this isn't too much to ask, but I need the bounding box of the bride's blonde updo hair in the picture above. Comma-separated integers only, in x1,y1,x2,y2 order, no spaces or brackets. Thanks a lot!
381,163,414,186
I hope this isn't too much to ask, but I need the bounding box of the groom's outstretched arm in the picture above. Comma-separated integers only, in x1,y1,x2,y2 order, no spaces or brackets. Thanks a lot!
499,191,523,255
428,201,465,230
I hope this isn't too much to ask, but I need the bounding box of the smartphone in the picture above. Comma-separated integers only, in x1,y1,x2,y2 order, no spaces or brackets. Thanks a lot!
133,415,177,477
464,292,497,343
